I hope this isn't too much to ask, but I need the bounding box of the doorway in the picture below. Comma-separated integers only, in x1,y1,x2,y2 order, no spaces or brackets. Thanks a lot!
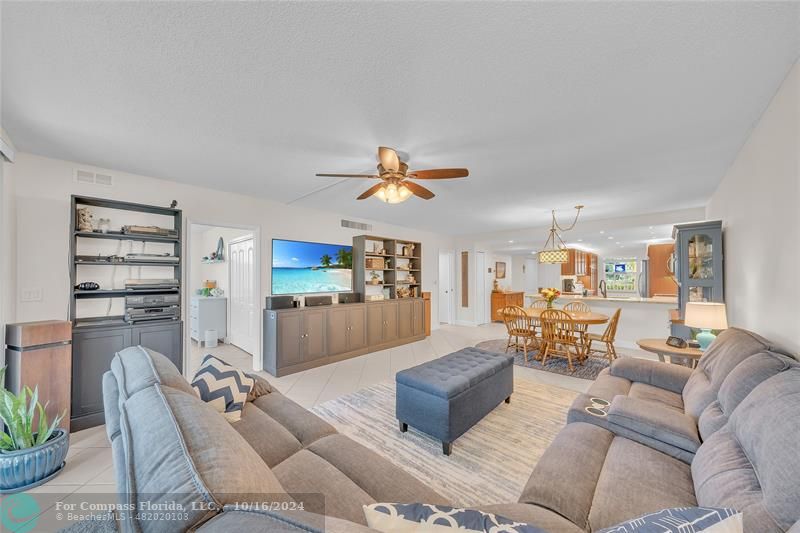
475,251,486,325
187,222,261,375
438,251,455,324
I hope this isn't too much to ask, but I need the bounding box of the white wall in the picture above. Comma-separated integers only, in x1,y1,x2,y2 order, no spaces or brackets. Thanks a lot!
0,129,18,364
706,61,800,355
190,226,253,297
11,153,455,333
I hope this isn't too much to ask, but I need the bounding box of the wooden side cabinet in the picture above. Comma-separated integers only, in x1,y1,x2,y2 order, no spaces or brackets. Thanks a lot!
490,291,524,322
5,321,72,432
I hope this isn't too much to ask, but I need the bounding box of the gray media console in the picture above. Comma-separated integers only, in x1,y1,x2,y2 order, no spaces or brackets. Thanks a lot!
263,298,425,376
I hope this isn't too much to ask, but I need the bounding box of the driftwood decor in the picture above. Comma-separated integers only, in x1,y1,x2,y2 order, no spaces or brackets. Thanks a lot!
461,251,469,307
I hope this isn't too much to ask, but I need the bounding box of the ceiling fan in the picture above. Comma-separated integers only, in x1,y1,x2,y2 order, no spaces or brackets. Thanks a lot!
316,147,468,203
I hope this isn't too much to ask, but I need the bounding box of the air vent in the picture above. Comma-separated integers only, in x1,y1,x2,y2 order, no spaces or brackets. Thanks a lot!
341,219,372,231
75,169,113,186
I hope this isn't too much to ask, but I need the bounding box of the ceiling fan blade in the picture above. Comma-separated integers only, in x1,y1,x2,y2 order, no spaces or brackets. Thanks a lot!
407,168,469,180
378,146,400,172
403,181,435,200
357,182,385,200
316,173,379,178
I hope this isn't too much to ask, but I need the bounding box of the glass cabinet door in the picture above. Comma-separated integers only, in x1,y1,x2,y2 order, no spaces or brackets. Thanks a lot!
688,233,714,280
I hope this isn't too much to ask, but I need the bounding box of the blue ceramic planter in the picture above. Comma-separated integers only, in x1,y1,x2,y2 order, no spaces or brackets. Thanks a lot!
0,429,69,493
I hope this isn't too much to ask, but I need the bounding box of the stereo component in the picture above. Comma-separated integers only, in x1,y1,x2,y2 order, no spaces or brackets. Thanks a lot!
265,295,295,310
305,295,333,307
124,306,180,324
126,294,180,308
124,279,180,291
122,225,178,238
338,292,361,304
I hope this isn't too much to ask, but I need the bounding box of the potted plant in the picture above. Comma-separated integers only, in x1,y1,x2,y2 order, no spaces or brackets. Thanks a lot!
0,367,68,493
370,271,382,285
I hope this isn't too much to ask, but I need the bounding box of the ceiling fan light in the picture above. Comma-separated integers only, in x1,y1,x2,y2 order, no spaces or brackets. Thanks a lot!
374,182,411,204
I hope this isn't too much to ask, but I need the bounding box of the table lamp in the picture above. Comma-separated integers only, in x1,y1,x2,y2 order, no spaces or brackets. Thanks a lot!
684,302,728,350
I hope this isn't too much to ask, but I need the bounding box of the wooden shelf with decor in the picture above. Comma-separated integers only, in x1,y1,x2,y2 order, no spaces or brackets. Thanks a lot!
353,235,422,301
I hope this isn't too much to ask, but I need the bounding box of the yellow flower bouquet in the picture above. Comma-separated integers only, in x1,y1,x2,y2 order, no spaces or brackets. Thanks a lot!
540,287,561,308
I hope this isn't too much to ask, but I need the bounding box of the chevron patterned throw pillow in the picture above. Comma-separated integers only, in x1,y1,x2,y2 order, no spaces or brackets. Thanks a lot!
191,355,255,422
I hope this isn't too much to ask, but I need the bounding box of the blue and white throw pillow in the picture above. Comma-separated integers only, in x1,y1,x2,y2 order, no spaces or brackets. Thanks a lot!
191,355,254,422
363,503,546,533
598,507,742,533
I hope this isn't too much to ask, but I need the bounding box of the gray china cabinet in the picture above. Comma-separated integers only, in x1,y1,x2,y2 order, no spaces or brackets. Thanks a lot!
671,220,724,338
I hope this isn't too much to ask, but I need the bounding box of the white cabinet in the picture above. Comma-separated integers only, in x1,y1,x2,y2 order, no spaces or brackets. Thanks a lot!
190,297,227,345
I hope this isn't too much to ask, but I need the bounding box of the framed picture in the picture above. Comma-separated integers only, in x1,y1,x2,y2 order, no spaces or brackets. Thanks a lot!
495,261,506,279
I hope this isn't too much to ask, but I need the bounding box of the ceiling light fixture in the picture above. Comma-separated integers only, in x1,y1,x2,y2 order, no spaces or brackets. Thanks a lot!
538,205,583,264
373,182,412,204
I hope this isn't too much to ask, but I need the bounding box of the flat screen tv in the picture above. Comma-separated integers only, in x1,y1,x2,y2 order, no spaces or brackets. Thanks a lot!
271,239,353,295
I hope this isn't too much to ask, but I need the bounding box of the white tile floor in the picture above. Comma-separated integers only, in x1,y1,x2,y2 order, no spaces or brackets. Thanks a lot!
25,323,657,515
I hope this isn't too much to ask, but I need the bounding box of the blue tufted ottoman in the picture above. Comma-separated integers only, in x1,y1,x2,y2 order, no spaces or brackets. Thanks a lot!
395,347,514,455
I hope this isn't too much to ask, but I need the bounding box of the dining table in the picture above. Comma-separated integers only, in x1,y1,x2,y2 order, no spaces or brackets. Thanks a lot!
516,307,610,325
496,306,610,360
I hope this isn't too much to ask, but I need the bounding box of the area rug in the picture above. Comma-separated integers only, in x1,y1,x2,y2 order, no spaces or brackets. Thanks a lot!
475,339,609,380
311,378,579,507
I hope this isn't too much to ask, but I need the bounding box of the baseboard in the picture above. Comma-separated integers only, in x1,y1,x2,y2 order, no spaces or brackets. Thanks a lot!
454,320,477,327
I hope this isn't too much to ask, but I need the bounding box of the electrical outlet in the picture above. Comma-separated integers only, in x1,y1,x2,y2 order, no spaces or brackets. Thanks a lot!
20,288,43,302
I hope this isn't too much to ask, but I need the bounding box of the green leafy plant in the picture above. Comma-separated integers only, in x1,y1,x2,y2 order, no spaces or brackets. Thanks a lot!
0,367,65,452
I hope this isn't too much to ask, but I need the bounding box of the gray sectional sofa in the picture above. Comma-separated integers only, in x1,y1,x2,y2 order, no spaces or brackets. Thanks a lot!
103,327,800,532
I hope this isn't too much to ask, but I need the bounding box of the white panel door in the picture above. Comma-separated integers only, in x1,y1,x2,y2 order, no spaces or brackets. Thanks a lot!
438,251,454,324
475,252,486,325
229,236,256,355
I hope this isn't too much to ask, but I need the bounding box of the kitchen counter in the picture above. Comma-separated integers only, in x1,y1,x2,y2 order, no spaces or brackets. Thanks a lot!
523,293,677,349
525,294,677,305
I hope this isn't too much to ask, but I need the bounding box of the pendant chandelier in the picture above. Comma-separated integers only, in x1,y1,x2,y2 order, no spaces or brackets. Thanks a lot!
538,205,583,264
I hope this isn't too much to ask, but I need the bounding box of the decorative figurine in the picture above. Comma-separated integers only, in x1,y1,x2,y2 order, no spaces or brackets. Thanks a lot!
76,207,94,232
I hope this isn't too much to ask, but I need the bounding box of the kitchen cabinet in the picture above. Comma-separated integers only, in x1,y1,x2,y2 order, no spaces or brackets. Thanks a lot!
561,249,588,276
264,299,424,376
491,291,525,322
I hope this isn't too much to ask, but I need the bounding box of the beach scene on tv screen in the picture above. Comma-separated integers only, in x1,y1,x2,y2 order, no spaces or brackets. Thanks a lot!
272,239,353,295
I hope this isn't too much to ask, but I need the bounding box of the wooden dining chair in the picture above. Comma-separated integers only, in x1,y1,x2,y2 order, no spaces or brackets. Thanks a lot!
585,308,622,364
501,306,536,362
539,309,583,372
563,301,591,359
527,300,549,345
563,301,591,313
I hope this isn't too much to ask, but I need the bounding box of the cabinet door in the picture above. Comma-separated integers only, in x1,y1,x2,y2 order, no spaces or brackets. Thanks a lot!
412,299,424,336
72,328,131,420
347,306,367,351
367,304,384,345
327,308,349,356
277,312,303,367
383,302,399,342
303,309,327,361
132,322,182,369
398,300,414,338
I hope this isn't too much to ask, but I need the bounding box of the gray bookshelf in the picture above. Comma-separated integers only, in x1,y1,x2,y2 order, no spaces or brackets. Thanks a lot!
69,195,183,430
352,235,422,301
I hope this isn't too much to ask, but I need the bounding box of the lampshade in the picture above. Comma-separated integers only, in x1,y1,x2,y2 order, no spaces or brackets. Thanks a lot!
539,248,569,264
684,302,728,330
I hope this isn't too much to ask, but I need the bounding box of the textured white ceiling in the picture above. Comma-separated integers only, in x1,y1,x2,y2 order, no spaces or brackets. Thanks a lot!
3,2,798,234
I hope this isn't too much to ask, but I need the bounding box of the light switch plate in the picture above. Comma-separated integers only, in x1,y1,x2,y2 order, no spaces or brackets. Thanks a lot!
21,288,43,302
